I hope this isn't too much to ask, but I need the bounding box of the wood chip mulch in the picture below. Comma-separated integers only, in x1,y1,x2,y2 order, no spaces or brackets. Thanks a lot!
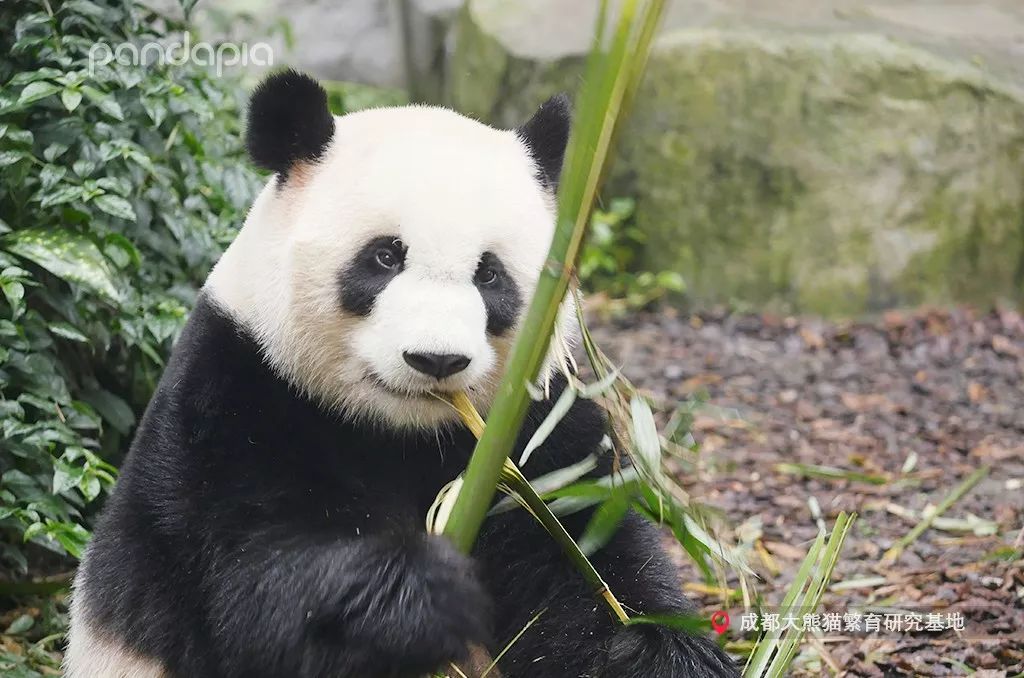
587,306,1024,675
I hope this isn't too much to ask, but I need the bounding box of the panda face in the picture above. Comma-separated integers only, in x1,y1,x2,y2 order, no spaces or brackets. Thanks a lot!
207,72,571,429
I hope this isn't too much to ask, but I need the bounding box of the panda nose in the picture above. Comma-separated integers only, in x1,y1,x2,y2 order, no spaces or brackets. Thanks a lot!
403,351,472,380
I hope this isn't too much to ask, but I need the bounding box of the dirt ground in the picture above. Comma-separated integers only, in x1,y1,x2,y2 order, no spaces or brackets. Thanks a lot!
588,306,1024,676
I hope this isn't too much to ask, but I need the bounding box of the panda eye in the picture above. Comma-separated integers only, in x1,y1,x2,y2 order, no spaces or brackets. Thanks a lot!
475,267,498,286
375,244,402,270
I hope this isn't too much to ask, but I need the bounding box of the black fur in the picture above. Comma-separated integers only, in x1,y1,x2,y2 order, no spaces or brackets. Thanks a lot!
246,69,335,178
338,235,407,316
76,294,737,678
474,251,521,336
517,93,572,191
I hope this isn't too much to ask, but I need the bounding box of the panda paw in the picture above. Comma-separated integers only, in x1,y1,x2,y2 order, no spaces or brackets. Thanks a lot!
334,534,492,676
594,623,738,678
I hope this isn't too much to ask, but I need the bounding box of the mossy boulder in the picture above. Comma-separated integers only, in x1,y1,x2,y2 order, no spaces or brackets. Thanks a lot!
448,2,1024,315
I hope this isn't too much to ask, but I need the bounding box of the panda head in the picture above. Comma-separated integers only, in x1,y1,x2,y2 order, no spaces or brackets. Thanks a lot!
206,70,573,429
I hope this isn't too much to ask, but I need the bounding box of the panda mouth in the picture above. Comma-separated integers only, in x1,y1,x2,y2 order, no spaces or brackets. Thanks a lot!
366,374,438,401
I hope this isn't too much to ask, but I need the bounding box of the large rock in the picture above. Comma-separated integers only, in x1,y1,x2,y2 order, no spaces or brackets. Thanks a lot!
448,0,1024,315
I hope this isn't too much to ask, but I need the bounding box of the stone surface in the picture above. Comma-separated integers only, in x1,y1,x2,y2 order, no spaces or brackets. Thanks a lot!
448,0,1024,315
193,0,459,89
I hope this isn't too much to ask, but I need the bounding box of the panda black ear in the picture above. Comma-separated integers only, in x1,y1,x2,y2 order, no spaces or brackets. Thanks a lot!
517,93,572,192
245,69,335,178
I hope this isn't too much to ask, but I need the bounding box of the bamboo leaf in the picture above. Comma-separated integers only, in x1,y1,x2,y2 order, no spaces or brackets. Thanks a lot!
626,613,709,634
743,513,856,678
490,454,598,515
578,494,630,555
629,395,661,475
519,385,576,466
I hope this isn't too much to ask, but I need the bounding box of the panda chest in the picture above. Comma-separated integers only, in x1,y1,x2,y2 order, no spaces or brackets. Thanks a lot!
269,435,467,535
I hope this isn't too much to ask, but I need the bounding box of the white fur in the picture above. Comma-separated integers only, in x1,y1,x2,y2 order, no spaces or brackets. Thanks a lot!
65,572,168,678
207,105,574,428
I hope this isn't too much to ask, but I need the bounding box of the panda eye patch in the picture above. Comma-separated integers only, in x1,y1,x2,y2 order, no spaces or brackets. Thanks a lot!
474,252,521,336
338,235,407,316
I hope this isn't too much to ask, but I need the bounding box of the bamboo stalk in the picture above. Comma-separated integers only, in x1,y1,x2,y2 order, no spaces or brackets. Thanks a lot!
441,0,665,556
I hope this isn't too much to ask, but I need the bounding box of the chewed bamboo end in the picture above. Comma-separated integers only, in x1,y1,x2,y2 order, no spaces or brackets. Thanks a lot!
442,391,486,439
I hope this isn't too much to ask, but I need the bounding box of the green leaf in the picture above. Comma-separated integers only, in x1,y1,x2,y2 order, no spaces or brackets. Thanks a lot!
95,176,131,197
0,151,26,167
629,395,661,475
52,459,84,495
81,85,124,121
73,158,99,178
43,143,69,163
578,494,630,555
14,13,51,42
626,614,708,635
38,184,84,208
519,385,576,466
5,128,33,146
61,88,83,112
102,233,141,268
82,387,135,434
4,614,34,635
180,0,200,20
78,472,101,502
65,403,102,430
93,194,137,221
39,164,68,191
44,521,91,559
3,227,122,300
9,69,63,87
63,0,108,18
141,96,167,127
2,280,25,315
48,321,90,343
17,81,61,106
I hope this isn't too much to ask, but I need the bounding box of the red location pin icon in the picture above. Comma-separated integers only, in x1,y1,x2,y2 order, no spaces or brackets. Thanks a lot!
710,610,730,635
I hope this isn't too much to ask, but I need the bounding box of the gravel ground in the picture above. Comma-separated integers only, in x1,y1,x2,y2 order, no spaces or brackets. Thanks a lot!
587,306,1024,676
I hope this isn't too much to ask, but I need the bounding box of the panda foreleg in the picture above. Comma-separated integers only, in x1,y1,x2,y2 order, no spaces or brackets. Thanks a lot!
201,528,492,677
477,509,739,678
580,512,740,677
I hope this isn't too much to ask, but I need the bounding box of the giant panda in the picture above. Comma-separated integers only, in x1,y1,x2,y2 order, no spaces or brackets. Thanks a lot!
65,69,738,678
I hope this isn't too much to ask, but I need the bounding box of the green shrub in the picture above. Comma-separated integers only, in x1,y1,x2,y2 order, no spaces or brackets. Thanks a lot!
0,0,262,570
580,197,684,311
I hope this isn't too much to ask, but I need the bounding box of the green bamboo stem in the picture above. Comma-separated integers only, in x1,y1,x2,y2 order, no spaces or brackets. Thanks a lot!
442,261,572,553
442,0,664,556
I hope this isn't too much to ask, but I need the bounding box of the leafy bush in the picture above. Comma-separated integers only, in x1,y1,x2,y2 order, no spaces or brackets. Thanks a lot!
0,0,261,570
580,197,685,311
